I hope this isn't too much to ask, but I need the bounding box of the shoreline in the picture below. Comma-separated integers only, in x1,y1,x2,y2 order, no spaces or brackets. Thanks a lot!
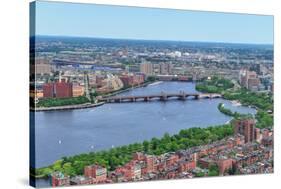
31,80,157,112
32,102,105,112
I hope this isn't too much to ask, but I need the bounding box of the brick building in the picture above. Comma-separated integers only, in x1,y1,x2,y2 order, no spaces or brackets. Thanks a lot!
43,79,73,98
51,172,70,187
84,164,107,183
43,83,54,98
234,119,255,143
217,158,233,175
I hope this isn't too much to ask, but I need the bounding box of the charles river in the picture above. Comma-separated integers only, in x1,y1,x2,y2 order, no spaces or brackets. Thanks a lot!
34,81,256,169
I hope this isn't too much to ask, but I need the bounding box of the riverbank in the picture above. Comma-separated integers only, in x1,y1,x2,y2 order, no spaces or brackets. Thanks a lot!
34,124,233,178
32,102,105,112
32,81,158,112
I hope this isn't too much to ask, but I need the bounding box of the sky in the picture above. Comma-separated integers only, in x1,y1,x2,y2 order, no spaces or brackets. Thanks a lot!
34,1,274,44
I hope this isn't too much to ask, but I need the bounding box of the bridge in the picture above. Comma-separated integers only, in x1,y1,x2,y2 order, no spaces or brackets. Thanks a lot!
100,92,222,103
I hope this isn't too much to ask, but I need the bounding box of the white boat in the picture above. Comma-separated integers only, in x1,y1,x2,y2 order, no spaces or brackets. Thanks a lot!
148,81,163,86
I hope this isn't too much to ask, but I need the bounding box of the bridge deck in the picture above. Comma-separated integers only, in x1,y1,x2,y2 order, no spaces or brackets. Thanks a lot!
100,92,221,103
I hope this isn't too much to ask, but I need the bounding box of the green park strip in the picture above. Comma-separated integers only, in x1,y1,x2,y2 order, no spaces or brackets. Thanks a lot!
37,96,90,107
197,77,273,129
196,77,273,112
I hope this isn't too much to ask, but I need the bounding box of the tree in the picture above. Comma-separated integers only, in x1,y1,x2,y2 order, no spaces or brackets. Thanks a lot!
62,162,75,176
52,160,63,172
208,164,219,176
143,140,150,153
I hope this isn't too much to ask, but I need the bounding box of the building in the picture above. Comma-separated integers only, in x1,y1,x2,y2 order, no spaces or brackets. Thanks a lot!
35,89,44,99
51,172,70,187
217,158,233,175
178,160,196,172
72,84,85,97
248,78,260,91
133,74,145,85
239,69,260,91
160,63,173,75
128,64,140,73
70,176,93,185
43,79,73,98
234,119,255,143
254,128,262,143
43,83,54,98
140,62,153,75
35,57,52,75
95,75,104,87
119,75,134,87
84,164,107,183
54,79,73,98
144,155,155,173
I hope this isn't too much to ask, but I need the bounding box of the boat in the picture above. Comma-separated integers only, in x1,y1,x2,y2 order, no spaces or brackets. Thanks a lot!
148,81,163,86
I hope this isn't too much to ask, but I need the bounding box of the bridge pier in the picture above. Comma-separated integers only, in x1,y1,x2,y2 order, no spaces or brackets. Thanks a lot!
160,96,167,101
179,95,186,100
179,91,186,100
114,99,121,103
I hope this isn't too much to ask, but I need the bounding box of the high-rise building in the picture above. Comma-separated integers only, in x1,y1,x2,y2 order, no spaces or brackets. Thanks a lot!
140,62,153,75
239,69,247,87
239,69,260,91
234,119,255,143
247,78,260,91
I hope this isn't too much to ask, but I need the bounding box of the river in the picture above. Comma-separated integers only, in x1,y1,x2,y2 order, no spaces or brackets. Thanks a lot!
33,81,256,169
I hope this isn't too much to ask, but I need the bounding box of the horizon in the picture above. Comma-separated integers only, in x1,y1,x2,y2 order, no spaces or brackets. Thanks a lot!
34,35,274,46
33,1,274,45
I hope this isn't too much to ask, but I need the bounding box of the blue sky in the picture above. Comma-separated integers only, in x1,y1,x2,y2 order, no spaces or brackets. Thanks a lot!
34,1,274,44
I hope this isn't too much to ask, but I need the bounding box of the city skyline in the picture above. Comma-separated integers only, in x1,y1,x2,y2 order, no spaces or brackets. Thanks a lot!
35,1,274,45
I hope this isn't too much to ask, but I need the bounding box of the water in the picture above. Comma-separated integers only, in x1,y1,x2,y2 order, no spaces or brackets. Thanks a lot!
34,82,256,168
